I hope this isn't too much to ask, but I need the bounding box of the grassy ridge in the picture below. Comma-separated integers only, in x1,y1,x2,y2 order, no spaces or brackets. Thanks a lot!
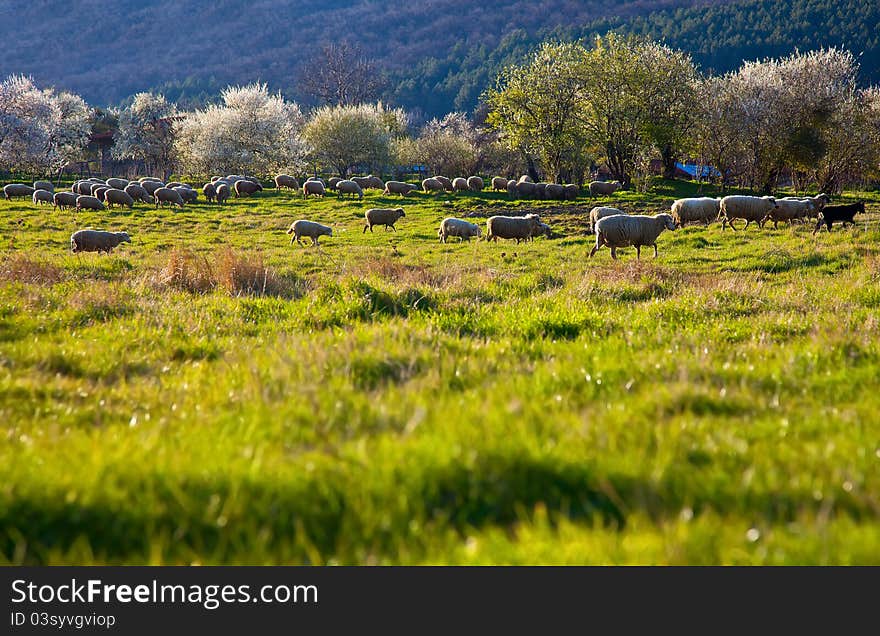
1,182,879,564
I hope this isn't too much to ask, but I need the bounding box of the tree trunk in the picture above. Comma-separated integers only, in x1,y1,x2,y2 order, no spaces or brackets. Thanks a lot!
525,155,540,182
661,145,677,179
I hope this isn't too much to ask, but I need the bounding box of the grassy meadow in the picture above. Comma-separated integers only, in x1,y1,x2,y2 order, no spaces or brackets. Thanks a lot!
1,179,879,565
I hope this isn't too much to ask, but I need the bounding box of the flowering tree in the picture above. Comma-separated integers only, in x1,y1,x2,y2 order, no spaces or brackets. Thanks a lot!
113,92,178,179
0,75,91,175
176,83,307,177
303,102,408,176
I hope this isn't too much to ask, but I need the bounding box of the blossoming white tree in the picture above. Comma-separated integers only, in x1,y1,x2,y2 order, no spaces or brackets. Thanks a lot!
176,83,308,177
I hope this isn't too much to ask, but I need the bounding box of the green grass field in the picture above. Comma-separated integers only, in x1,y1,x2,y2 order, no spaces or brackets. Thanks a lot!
2,180,879,564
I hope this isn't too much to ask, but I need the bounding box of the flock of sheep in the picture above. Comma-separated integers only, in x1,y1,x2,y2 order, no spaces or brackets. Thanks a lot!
0,171,866,257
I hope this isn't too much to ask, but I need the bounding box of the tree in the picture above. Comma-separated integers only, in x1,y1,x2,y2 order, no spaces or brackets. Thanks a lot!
302,102,408,176
486,42,590,183
113,92,179,179
176,83,307,177
414,112,479,177
299,42,387,107
581,34,697,186
0,75,91,176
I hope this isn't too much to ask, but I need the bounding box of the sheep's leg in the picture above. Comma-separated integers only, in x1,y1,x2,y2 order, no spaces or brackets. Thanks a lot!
744,219,751,230
390,225,397,232
653,244,658,258
610,247,618,260
636,245,641,259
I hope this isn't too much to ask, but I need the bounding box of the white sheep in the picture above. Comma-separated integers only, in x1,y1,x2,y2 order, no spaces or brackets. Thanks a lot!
70,229,130,253
491,176,508,191
763,199,815,228
32,189,53,205
104,188,135,209
336,179,364,199
303,180,326,198
383,181,417,196
33,180,54,193
438,217,481,243
434,176,454,191
4,184,36,199
590,213,677,260
154,187,185,208
106,177,129,190
286,219,333,246
53,191,78,210
719,196,779,230
364,207,406,232
485,214,541,243
529,222,552,240
452,177,469,192
75,195,106,211
670,197,722,227
422,177,444,193
467,176,484,191
275,174,299,190
589,206,625,233
589,180,622,196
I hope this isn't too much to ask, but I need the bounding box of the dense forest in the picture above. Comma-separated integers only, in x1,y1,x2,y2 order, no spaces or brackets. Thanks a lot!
0,0,876,116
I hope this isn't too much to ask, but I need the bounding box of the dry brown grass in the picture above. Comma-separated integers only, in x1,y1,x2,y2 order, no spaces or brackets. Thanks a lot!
0,253,64,285
150,247,291,297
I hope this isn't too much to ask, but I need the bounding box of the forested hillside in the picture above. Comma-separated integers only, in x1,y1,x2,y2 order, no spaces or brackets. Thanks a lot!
0,0,876,116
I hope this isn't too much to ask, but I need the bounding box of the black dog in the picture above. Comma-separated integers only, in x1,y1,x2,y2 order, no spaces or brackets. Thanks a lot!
814,201,864,234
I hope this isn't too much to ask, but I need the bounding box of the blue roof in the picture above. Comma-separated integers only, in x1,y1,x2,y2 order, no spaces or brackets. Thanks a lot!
676,162,720,178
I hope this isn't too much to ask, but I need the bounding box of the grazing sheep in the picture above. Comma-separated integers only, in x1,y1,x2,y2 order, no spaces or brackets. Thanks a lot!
438,217,481,243
491,176,508,191
452,178,469,193
139,177,162,183
305,176,325,185
32,189,53,205
141,180,165,195
781,193,829,217
589,206,625,233
590,213,677,260
303,180,326,198
275,174,300,190
532,183,549,200
589,180,622,197
670,197,722,227
75,195,106,212
215,183,230,205
165,181,187,189
506,180,518,198
53,191,78,210
104,188,134,209
563,184,580,200
286,219,333,246
351,176,371,190
327,177,342,191
93,186,110,202
4,184,36,199
719,196,779,230
383,181,417,197
422,177,444,193
434,176,453,191
234,180,263,197
124,183,152,204
467,176,484,191
33,180,54,193
202,182,216,203
174,186,198,203
70,229,130,254
529,222,552,240
364,207,406,232
106,178,129,190
365,175,384,190
762,199,815,228
485,214,541,243
544,183,565,200
154,187,185,209
336,179,364,200
517,175,533,184
814,202,864,234
211,176,223,183
514,181,537,198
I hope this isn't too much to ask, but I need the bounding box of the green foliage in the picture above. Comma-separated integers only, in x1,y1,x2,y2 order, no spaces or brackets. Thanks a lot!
1,181,879,564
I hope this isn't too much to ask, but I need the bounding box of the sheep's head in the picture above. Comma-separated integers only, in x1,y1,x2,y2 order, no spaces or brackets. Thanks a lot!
396,208,406,218
660,214,677,231
117,232,131,244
